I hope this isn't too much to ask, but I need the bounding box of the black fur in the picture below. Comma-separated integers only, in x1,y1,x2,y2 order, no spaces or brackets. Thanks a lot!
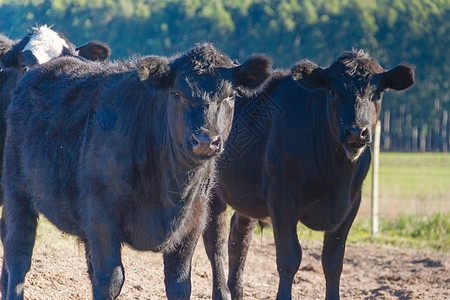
0,43,271,299
0,28,111,207
203,50,415,300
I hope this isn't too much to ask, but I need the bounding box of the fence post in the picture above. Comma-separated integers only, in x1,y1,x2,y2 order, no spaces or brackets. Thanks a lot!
419,124,427,152
412,126,418,152
383,110,390,150
442,111,448,152
371,120,381,237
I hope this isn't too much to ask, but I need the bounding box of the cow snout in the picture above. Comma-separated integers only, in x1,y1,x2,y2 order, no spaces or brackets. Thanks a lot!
343,126,370,148
191,134,221,156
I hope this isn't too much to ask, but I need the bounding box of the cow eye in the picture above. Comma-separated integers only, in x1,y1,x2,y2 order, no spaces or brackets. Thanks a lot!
328,89,337,98
373,89,383,100
171,91,183,102
22,65,30,72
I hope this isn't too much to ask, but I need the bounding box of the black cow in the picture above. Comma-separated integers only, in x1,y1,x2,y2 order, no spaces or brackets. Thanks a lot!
203,50,415,299
0,43,271,299
0,25,111,206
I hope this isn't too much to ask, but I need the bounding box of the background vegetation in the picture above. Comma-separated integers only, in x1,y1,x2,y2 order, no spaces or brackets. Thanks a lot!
0,0,448,128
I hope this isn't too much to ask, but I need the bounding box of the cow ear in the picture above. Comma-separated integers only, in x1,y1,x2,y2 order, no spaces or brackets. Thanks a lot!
291,59,330,89
233,54,272,90
379,64,415,91
138,56,174,88
76,41,111,61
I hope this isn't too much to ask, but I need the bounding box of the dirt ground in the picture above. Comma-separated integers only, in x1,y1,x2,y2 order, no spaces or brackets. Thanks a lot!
0,232,448,300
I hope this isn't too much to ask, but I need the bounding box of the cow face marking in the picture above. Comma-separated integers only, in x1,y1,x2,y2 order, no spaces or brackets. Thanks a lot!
22,25,70,67
292,50,414,162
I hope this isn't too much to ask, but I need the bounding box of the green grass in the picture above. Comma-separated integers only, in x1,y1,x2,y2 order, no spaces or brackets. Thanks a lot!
296,213,450,253
359,152,450,217
362,152,450,200
255,213,450,253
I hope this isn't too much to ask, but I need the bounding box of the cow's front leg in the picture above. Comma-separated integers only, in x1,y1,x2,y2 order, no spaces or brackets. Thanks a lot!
87,209,124,300
1,192,38,300
267,182,301,300
227,212,258,300
322,192,361,300
203,196,231,300
163,223,203,300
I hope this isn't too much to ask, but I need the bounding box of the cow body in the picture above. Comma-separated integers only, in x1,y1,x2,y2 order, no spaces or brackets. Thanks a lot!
1,44,272,299
0,26,111,206
203,50,414,299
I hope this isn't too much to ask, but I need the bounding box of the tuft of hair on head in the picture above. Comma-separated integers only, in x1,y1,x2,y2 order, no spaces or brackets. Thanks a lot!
331,48,384,76
22,24,69,64
184,42,234,75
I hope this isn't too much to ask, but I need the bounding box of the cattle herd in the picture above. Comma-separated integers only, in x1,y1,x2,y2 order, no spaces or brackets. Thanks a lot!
0,26,414,300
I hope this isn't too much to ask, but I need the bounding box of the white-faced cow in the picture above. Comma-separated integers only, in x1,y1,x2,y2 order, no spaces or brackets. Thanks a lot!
203,50,415,299
0,43,271,299
0,25,111,206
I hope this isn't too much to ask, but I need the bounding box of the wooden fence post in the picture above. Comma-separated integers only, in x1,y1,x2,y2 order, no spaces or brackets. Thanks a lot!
371,120,381,237
442,111,448,152
383,110,390,150
412,126,418,152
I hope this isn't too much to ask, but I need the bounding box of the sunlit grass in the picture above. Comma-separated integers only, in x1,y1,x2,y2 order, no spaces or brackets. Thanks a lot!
254,213,450,253
362,152,450,200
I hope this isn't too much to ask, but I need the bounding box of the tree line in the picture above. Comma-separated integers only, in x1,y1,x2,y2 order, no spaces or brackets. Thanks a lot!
0,0,448,150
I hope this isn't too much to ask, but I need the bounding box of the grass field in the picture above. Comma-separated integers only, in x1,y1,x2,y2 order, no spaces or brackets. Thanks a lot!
295,213,450,253
359,152,450,218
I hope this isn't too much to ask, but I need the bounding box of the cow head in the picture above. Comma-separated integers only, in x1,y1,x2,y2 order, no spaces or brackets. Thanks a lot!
138,43,272,164
292,50,414,161
0,25,111,73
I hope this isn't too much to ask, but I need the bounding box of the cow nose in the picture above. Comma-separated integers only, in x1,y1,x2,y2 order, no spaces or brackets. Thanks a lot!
191,134,221,156
344,126,370,147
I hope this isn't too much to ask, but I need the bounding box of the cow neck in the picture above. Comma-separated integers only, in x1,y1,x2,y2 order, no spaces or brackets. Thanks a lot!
153,148,214,251
303,88,357,188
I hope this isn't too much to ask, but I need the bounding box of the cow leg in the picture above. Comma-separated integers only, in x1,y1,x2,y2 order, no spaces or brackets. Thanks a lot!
83,240,94,283
1,209,8,297
87,216,124,300
202,197,231,300
227,212,258,300
322,192,361,300
163,223,203,300
1,192,38,300
267,185,301,300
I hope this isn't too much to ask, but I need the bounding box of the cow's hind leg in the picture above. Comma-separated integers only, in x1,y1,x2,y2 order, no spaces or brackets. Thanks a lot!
202,197,231,300
322,192,361,300
1,192,38,300
227,212,258,300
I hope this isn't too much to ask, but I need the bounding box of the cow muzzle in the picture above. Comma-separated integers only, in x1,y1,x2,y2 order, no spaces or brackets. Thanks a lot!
342,126,371,149
340,126,371,161
191,134,221,156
